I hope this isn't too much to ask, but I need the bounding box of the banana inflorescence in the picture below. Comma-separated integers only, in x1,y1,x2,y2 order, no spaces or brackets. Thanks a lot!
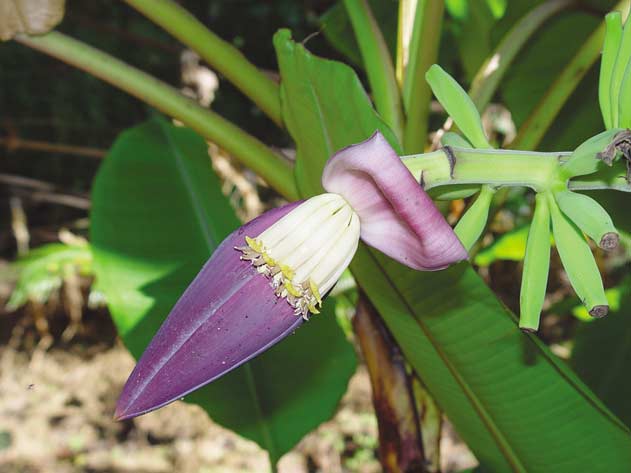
423,46,630,331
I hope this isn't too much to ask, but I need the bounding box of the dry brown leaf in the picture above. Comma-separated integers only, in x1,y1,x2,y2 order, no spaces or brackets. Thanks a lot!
0,0,65,41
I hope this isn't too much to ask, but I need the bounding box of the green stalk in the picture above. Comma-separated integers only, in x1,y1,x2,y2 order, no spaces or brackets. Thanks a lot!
402,147,564,192
344,0,404,140
401,0,445,153
123,0,282,127
511,0,629,151
16,32,298,200
469,0,571,111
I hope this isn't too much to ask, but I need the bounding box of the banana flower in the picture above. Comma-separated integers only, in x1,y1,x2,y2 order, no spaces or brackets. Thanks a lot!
115,132,467,420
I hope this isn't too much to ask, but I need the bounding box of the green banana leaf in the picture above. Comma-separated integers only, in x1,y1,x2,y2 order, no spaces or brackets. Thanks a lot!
572,278,631,427
275,29,400,198
274,30,631,472
90,117,356,465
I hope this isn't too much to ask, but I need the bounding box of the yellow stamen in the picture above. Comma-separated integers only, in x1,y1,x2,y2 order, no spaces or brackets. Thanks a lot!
309,279,322,306
284,280,302,298
280,263,295,280
245,236,263,253
262,253,276,267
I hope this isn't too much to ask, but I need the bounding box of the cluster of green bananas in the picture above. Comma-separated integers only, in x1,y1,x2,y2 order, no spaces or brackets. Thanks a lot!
424,64,629,332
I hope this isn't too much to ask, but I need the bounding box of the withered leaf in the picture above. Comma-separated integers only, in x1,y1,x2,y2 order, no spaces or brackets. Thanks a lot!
0,0,65,41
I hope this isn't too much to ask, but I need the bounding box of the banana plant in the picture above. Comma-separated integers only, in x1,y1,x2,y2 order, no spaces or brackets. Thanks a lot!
3,1,631,472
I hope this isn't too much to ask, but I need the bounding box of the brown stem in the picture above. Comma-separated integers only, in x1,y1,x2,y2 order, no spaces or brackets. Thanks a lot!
353,294,439,473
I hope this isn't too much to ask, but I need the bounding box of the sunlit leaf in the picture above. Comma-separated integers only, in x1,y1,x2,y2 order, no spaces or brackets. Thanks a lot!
5,242,92,311
474,226,529,266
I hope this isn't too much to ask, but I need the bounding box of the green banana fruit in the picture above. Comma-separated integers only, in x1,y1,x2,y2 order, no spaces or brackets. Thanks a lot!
519,193,551,332
454,185,496,251
618,52,631,128
547,193,608,318
555,190,619,250
599,12,623,129
560,128,625,179
429,185,482,201
609,12,631,128
426,65,491,149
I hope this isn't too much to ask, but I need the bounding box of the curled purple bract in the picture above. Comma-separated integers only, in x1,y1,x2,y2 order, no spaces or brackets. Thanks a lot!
322,132,468,270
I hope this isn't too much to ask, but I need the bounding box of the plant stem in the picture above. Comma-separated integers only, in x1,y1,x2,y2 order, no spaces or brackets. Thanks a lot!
510,0,630,151
16,32,298,201
469,0,571,111
395,0,416,88
344,0,404,140
123,0,282,127
353,294,430,472
402,0,445,153
402,147,566,192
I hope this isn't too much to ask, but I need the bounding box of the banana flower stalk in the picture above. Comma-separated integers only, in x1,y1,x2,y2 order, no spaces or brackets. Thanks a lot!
115,132,467,420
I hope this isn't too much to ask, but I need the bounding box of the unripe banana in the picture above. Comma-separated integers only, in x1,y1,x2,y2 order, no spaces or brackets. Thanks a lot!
431,132,481,200
426,65,491,149
547,193,608,318
599,12,622,129
555,190,619,250
618,54,631,128
609,13,631,127
454,185,496,251
429,185,482,201
519,194,551,332
560,129,625,179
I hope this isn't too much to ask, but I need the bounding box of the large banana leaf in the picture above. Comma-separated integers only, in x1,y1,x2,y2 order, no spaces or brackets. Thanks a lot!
274,30,631,472
275,29,400,197
90,117,356,465
572,278,631,428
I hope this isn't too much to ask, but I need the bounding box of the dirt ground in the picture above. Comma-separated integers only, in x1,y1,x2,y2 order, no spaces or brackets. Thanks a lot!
0,294,477,473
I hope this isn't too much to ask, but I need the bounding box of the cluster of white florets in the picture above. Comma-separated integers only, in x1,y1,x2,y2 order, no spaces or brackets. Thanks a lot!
235,193,361,320
237,236,322,319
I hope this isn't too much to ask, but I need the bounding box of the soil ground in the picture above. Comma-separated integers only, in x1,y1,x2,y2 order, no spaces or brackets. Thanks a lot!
0,289,476,473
